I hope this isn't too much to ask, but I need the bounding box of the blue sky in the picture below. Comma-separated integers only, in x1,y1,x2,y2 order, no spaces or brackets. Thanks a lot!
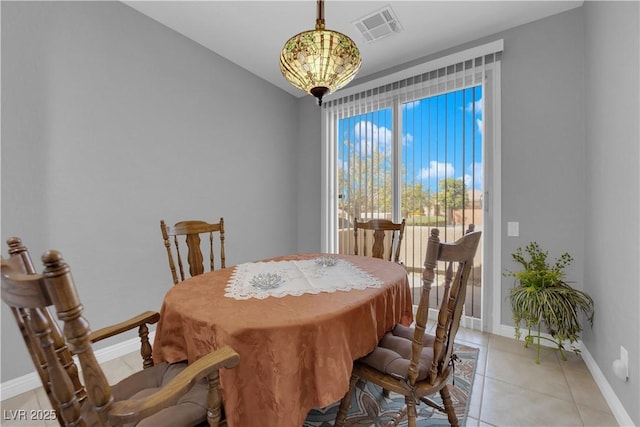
338,85,483,194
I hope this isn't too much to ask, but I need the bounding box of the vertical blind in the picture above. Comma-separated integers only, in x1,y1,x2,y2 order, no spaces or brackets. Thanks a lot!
324,51,502,114
323,41,502,319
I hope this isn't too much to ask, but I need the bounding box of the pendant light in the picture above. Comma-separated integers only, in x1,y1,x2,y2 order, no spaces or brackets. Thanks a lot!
279,0,362,106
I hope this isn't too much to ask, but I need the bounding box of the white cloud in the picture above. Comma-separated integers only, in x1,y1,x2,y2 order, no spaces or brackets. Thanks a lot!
464,162,483,189
465,97,483,115
353,120,393,153
418,161,454,180
354,120,392,144
403,133,414,146
464,97,484,140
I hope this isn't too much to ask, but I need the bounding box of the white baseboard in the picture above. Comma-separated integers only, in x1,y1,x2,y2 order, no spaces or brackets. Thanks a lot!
495,325,634,426
0,331,155,401
578,342,635,427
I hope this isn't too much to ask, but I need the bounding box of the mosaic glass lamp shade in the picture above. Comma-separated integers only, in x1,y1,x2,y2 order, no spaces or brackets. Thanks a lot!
280,0,361,106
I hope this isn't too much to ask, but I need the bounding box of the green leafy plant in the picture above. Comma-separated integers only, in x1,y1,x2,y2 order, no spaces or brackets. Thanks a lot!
505,242,594,363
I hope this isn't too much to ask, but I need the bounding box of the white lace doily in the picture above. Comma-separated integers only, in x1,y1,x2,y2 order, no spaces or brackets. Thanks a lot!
225,258,383,300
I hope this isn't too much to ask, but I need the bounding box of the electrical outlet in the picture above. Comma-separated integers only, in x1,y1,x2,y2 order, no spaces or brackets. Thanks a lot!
613,346,629,381
621,346,629,376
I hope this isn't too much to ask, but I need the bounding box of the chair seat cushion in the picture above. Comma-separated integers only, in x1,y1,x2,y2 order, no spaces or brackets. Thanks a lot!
110,361,209,427
359,324,435,382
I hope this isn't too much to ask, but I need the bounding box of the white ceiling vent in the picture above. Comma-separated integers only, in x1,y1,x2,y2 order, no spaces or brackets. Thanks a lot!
353,5,403,43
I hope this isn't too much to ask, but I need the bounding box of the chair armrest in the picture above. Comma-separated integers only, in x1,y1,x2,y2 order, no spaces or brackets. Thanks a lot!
107,345,240,425
89,310,160,343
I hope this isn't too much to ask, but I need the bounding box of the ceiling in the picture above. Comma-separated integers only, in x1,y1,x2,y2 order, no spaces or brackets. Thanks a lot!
123,1,583,98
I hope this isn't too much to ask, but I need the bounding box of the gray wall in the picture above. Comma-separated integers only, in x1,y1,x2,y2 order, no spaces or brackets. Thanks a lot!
584,2,639,424
1,1,299,381
498,6,587,325
306,7,590,326
3,1,638,422
295,99,323,254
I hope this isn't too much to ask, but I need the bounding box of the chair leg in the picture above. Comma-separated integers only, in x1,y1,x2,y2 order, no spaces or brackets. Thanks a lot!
334,375,358,427
206,373,222,427
405,395,417,427
439,385,459,427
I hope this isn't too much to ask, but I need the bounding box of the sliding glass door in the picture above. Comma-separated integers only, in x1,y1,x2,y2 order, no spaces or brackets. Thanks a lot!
324,44,502,329
336,85,484,319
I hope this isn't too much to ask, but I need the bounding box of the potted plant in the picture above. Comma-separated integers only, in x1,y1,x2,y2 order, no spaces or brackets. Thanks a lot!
505,242,594,364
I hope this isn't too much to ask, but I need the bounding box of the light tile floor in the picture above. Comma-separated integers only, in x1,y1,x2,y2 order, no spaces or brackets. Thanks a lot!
0,328,619,426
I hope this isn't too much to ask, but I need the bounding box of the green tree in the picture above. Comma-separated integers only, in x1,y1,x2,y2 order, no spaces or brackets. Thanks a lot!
338,144,392,224
437,178,468,224
401,182,431,218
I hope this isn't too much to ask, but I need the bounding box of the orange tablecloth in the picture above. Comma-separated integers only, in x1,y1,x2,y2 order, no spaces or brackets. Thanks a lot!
152,253,413,427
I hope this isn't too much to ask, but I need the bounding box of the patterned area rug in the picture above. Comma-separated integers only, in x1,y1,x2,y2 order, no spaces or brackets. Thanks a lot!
304,344,478,427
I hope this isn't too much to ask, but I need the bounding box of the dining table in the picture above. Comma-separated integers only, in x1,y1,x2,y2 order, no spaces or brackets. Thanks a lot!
151,253,413,427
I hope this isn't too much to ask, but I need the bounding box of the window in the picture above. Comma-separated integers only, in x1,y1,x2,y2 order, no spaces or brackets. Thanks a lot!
322,41,502,329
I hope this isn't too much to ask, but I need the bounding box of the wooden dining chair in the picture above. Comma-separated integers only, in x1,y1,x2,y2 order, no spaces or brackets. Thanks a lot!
1,238,239,427
4,237,90,422
335,225,481,427
160,218,226,285
354,218,406,263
